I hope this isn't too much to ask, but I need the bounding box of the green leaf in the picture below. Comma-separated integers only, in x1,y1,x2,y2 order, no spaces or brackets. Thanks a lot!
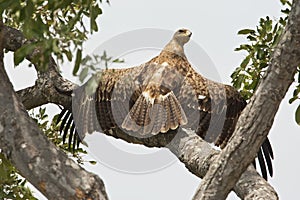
101,50,107,60
73,49,82,76
240,55,251,68
40,107,46,117
230,67,240,80
293,87,300,97
265,19,273,33
259,61,268,69
0,1,15,14
234,74,246,90
289,96,298,104
246,77,259,90
79,67,89,83
20,179,27,186
81,55,92,65
257,48,266,60
266,33,273,42
295,104,300,125
279,17,286,26
112,58,125,63
240,90,252,100
281,8,290,15
247,35,256,41
52,39,60,53
273,23,278,34
280,0,288,5
90,4,102,32
89,160,97,165
64,50,72,62
14,43,36,66
237,29,255,35
234,44,252,52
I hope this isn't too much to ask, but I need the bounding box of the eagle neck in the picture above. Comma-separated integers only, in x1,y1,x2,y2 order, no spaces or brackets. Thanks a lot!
163,39,186,58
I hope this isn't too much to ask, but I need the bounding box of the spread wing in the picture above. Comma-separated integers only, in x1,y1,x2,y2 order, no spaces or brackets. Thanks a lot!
177,69,273,179
57,59,273,180
61,61,187,139
71,66,144,138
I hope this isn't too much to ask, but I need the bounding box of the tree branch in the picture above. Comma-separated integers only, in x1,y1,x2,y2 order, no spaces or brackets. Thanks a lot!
0,38,108,200
1,24,278,199
193,0,300,199
167,129,277,199
1,24,77,110
15,57,76,110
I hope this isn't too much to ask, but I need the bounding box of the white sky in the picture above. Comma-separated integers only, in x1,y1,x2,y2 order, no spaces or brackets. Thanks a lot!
4,0,300,199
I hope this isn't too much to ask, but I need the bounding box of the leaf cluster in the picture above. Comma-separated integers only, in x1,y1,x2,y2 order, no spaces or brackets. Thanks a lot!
0,0,108,71
232,0,300,125
30,107,89,161
0,154,37,200
232,16,287,99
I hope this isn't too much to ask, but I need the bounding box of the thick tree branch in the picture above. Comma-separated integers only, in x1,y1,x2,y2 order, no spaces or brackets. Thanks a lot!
193,0,300,199
15,57,76,110
0,41,108,200
2,24,76,110
1,24,278,199
167,129,277,200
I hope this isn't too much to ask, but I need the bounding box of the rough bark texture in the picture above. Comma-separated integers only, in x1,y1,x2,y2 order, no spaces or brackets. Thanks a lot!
0,26,108,200
16,57,76,110
193,0,300,199
2,24,76,110
167,129,277,200
0,21,282,199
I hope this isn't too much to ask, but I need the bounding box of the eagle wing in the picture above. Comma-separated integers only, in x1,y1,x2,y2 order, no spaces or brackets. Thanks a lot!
176,69,273,179
67,66,145,140
57,59,273,179
67,61,186,138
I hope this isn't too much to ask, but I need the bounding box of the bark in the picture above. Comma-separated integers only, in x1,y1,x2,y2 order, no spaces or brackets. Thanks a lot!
0,23,279,199
193,0,300,199
0,25,108,200
2,24,76,110
167,129,277,200
15,57,76,110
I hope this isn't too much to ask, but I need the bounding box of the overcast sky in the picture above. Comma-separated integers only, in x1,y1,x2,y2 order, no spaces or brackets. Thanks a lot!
5,0,300,199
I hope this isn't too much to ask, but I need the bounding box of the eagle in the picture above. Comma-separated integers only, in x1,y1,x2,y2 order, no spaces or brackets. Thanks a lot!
57,28,273,180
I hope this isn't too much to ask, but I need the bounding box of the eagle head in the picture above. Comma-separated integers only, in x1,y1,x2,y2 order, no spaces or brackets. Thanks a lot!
173,28,192,45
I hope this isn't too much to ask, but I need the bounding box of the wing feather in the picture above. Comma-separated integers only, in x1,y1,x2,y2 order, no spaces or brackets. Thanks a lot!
178,68,273,179
56,49,274,180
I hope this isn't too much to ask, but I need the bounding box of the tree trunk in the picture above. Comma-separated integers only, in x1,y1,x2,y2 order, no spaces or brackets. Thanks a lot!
193,0,300,199
0,26,108,200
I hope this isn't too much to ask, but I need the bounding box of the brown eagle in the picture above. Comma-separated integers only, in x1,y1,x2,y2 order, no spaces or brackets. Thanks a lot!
58,29,273,180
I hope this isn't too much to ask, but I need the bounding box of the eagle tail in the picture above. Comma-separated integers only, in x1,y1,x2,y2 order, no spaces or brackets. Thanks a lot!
122,91,187,135
254,138,274,180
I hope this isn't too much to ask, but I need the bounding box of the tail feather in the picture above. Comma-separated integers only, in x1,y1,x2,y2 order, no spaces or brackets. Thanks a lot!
262,138,274,177
122,90,187,135
252,138,274,180
257,149,268,180
168,95,178,130
151,103,164,134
